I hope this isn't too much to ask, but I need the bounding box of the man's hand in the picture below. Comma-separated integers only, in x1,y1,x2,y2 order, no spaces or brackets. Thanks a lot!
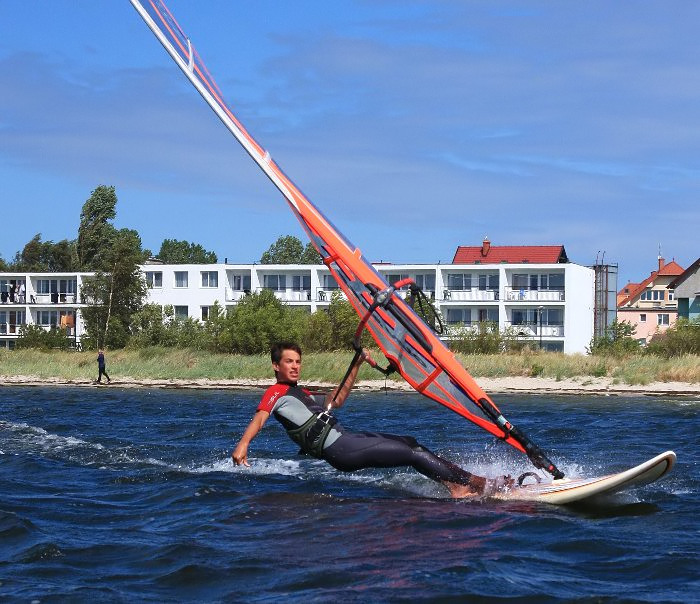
360,348,376,367
232,443,250,467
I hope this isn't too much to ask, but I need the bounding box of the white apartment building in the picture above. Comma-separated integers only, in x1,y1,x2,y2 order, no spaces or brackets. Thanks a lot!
1,260,595,353
0,273,90,349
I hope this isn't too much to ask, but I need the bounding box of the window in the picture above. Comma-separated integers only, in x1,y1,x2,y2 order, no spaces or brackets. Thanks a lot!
446,273,471,291
639,314,646,323
36,279,51,295
542,273,564,291
414,274,436,292
323,274,338,290
446,308,471,325
145,271,162,288
232,274,251,292
657,314,669,326
263,274,286,291
174,306,188,318
201,271,218,288
59,279,77,294
652,290,664,301
292,275,311,291
37,310,59,326
668,290,675,301
174,271,188,288
201,306,210,321
512,274,529,290
478,273,499,291
477,308,499,322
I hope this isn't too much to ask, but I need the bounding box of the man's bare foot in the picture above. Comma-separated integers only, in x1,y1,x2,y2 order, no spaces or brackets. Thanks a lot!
444,481,480,498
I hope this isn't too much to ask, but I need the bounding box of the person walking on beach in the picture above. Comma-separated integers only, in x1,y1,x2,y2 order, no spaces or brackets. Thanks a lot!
97,349,111,384
232,342,512,498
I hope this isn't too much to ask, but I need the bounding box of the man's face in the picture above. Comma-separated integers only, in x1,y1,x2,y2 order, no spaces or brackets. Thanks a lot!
273,349,301,383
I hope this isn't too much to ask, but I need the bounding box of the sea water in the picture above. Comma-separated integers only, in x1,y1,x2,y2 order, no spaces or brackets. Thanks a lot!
0,385,697,602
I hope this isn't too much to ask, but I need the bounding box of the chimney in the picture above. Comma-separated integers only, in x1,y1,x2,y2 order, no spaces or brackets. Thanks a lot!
481,237,491,257
658,256,664,272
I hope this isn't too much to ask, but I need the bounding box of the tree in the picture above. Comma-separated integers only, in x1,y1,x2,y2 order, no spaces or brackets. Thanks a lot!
157,238,217,264
589,319,641,356
81,228,148,349
260,235,321,264
12,234,77,272
226,289,297,354
77,185,118,270
15,324,71,351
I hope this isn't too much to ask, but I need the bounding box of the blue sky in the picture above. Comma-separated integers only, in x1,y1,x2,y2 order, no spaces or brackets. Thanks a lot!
1,1,698,287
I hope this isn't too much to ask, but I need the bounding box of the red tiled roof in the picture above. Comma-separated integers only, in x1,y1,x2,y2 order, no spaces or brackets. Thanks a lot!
617,259,685,307
452,240,568,264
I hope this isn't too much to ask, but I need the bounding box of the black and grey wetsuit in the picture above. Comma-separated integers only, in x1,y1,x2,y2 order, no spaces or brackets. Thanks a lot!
257,382,476,486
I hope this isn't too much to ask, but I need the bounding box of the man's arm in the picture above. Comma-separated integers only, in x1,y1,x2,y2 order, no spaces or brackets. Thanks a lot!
232,410,270,466
325,349,375,409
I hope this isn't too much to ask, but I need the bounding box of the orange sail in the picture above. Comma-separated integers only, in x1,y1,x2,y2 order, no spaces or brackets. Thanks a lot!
130,0,563,478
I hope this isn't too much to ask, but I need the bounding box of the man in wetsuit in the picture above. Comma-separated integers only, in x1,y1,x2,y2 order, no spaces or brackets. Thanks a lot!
232,342,511,498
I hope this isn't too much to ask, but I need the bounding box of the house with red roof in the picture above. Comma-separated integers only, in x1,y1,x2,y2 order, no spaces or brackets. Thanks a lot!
443,238,594,353
617,257,684,344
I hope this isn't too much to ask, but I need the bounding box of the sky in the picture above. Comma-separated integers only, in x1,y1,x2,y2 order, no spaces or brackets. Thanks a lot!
1,1,699,287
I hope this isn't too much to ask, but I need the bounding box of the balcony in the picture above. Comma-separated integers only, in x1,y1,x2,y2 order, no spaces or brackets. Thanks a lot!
255,287,313,302
505,321,565,337
442,289,499,302
504,287,565,302
28,293,79,304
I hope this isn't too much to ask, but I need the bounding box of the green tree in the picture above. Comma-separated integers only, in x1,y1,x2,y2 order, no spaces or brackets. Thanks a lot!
203,301,230,352
589,319,641,356
157,238,217,263
15,324,71,351
646,318,700,357
226,289,297,354
260,235,320,264
300,242,322,264
77,185,118,270
12,234,77,272
81,228,148,349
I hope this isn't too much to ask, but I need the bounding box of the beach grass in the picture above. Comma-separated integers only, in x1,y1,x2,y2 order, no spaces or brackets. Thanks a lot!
1,347,699,385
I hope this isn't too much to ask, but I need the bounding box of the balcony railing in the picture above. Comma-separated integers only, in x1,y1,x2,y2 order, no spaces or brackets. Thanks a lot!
505,321,564,337
442,289,499,301
504,287,565,302
255,287,313,302
24,293,79,304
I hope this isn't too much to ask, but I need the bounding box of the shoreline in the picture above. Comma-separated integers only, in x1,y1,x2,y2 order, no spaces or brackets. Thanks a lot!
2,375,699,397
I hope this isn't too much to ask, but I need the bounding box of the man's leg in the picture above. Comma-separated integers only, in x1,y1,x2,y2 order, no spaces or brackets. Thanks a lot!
323,432,486,496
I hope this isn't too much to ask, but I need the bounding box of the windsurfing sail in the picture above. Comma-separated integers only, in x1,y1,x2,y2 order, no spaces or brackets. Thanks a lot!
129,0,564,479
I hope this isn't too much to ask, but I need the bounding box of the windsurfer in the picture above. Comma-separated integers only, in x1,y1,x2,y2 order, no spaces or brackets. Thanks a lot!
232,342,512,498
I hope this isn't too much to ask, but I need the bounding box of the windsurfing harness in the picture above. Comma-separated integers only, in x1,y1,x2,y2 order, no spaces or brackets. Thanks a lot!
130,0,564,479
257,383,340,458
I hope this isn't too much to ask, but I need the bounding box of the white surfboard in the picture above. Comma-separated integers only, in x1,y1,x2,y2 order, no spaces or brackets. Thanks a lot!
496,451,676,505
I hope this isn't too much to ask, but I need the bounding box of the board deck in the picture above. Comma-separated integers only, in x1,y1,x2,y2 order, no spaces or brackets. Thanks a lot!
495,451,676,505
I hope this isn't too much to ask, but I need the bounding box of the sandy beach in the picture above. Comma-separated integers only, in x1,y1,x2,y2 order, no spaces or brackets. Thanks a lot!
2,374,699,397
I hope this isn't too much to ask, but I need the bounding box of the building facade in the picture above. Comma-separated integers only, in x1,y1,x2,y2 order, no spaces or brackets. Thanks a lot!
617,257,684,345
0,272,90,350
1,258,595,354
668,257,700,321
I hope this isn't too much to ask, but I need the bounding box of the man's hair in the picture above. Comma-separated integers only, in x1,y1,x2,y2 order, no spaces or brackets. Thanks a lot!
271,342,302,364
